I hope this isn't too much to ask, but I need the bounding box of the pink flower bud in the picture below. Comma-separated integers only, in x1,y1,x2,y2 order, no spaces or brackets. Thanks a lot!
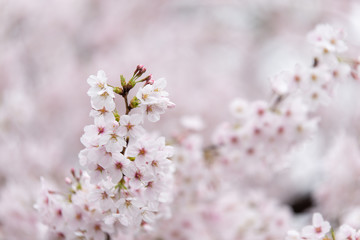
65,177,72,185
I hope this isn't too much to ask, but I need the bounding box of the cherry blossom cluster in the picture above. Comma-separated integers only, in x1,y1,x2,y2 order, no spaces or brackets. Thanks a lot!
213,97,318,179
130,118,292,240
211,24,355,181
273,24,351,108
286,212,360,240
135,191,291,240
200,191,291,240
37,67,175,239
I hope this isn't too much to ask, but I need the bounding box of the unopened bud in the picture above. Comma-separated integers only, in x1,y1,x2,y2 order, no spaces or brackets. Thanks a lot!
128,79,136,88
71,168,76,178
134,65,146,78
139,67,146,75
113,87,123,95
143,74,154,85
130,96,141,109
113,110,120,122
167,102,176,109
136,64,143,71
65,177,72,185
120,75,126,87
134,65,144,76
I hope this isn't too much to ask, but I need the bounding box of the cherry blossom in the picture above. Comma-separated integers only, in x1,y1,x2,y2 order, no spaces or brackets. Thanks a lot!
87,70,116,111
119,114,145,139
307,24,348,54
136,78,175,122
301,213,331,239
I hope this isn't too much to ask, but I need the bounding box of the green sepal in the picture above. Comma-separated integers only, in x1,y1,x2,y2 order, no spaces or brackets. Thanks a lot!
113,109,120,122
128,79,136,88
120,75,126,87
115,178,128,190
130,96,141,109
113,87,123,95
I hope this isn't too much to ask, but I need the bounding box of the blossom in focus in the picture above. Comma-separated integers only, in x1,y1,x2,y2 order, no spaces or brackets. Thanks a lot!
301,213,331,239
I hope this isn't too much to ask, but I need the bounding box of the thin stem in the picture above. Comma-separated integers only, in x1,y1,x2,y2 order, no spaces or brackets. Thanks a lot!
270,94,287,112
331,228,336,240
123,93,131,115
121,137,129,155
106,233,111,240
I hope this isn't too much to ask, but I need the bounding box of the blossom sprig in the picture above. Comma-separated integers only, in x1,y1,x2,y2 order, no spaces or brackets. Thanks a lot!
285,212,360,240
270,24,355,110
210,24,356,183
37,66,175,239
113,65,151,114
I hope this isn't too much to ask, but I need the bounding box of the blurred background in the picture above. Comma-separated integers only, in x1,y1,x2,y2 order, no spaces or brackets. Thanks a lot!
0,0,360,239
